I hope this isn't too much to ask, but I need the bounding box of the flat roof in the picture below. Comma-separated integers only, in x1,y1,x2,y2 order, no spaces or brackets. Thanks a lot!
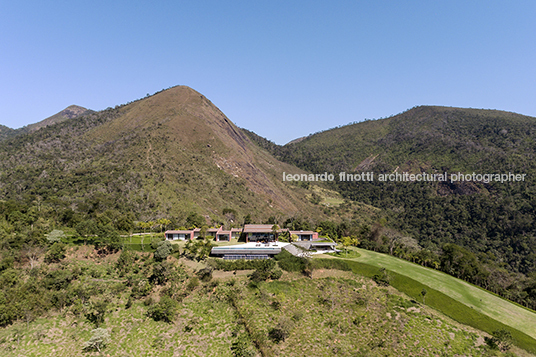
211,242,289,255
243,224,288,233
289,231,316,235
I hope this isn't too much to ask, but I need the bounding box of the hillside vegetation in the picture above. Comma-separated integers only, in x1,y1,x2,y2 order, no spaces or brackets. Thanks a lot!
248,106,536,310
0,245,521,357
0,86,324,230
324,248,536,352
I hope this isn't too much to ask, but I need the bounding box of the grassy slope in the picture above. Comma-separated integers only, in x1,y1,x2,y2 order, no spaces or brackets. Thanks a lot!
0,263,499,357
321,248,536,352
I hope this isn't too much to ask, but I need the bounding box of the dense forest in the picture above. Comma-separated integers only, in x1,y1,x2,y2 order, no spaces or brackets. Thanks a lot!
244,106,536,310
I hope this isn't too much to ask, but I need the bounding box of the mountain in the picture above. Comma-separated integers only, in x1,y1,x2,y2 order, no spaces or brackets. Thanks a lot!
0,105,89,143
0,124,15,142
279,105,536,173
265,106,536,275
0,86,323,227
21,105,90,134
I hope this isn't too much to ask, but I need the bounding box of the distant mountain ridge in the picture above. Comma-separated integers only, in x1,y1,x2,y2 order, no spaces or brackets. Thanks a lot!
0,124,15,141
277,105,536,173
256,105,536,275
23,105,89,133
0,105,90,142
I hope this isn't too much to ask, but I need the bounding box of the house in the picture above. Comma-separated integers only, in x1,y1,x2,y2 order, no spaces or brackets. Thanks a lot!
289,230,319,241
165,230,196,240
242,224,287,242
166,224,336,259
293,240,338,253
165,226,241,242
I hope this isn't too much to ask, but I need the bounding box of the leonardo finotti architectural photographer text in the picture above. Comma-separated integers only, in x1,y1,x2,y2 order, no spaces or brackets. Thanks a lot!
283,172,527,184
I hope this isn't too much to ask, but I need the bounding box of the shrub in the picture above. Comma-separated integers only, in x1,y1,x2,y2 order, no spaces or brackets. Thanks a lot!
150,262,172,285
186,277,199,291
83,328,111,352
44,243,66,263
85,300,109,327
131,279,152,298
212,258,276,271
116,249,135,276
43,269,74,290
196,266,213,282
268,318,293,343
310,258,351,271
485,329,513,351
154,241,173,261
231,335,255,357
125,295,132,309
0,268,19,287
372,268,391,286
146,296,177,323
143,296,154,306
274,250,307,272
270,269,283,280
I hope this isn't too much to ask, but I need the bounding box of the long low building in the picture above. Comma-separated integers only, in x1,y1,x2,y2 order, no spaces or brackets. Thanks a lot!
165,227,241,241
165,224,318,242
211,242,290,260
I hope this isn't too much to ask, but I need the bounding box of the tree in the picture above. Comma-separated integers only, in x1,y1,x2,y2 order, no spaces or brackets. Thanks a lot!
44,243,66,263
85,300,109,327
186,212,204,228
45,229,66,244
195,239,213,261
146,296,177,323
154,241,173,261
83,328,111,353
223,208,237,227
342,236,352,257
271,224,280,241
23,245,45,269
421,288,427,304
93,224,121,253
157,218,171,233
76,220,98,245
199,225,208,240
116,249,135,276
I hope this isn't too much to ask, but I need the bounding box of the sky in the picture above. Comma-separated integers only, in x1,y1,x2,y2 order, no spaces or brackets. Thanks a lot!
1,1,535,144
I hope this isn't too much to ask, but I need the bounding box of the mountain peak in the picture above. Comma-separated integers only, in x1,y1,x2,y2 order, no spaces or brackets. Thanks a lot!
24,105,89,133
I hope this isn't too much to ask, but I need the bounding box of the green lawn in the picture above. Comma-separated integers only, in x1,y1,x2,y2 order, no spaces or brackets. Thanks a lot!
318,248,536,353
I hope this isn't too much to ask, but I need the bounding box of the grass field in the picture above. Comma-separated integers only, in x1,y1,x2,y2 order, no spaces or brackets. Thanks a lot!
320,248,536,353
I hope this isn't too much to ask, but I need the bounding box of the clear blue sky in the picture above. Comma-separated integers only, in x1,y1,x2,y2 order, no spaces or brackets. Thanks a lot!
1,1,535,144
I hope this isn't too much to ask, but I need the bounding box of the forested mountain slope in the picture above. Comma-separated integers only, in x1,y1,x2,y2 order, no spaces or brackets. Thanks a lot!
0,124,14,142
0,86,321,231
254,106,536,276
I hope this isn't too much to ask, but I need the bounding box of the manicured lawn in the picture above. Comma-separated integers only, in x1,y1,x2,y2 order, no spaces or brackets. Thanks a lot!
317,248,536,353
